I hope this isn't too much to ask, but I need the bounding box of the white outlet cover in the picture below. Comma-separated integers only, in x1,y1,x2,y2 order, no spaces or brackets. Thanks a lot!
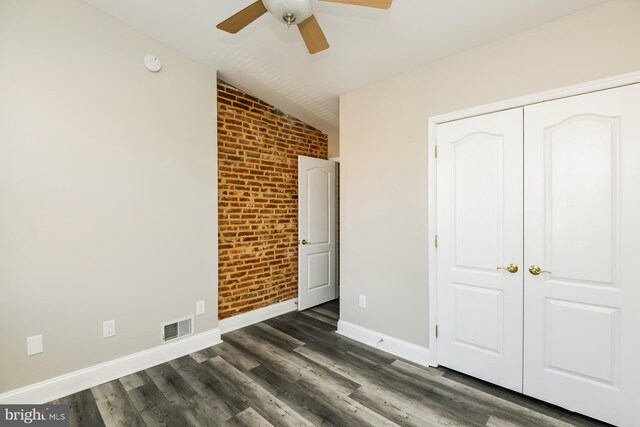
359,295,367,308
27,335,43,356
196,300,205,316
103,320,116,338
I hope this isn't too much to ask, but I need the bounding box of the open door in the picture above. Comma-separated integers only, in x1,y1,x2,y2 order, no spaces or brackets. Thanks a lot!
298,156,336,311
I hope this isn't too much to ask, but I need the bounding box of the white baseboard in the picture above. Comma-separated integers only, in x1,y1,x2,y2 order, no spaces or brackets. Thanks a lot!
336,320,434,367
219,299,297,334
0,328,222,404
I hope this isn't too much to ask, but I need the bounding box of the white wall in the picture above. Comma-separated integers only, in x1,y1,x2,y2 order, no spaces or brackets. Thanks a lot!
0,0,218,393
339,0,640,348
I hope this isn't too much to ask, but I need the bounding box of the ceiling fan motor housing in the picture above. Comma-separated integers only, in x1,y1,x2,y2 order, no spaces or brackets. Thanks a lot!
262,0,317,25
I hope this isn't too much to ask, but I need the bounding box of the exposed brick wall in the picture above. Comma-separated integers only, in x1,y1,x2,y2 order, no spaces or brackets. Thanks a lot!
217,80,328,319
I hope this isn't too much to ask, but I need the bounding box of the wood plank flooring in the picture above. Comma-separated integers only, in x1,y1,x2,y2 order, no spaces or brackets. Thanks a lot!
52,300,609,426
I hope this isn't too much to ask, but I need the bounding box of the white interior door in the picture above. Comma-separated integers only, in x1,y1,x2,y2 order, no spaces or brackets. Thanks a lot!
436,108,524,392
523,84,640,426
298,156,336,311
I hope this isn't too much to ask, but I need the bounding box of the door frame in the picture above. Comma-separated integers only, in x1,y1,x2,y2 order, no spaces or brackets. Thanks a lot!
427,70,640,365
331,157,341,300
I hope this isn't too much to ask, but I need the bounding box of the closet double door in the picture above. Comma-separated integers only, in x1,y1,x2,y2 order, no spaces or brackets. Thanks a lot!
436,84,640,426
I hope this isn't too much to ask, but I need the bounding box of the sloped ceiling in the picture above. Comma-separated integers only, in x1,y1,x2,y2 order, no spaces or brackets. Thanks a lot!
82,0,603,134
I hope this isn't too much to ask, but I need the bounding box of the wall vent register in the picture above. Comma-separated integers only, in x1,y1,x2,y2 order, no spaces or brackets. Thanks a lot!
161,316,193,343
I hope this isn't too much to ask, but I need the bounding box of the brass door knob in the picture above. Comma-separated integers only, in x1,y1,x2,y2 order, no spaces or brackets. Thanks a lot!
497,264,519,273
300,239,309,245
529,265,551,275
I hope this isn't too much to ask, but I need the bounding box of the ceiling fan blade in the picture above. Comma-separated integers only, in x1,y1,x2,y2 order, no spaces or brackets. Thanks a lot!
216,1,268,34
320,0,392,9
297,15,330,54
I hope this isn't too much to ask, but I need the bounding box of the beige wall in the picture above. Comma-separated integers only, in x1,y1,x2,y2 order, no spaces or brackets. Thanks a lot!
339,0,640,348
0,0,218,393
328,130,340,159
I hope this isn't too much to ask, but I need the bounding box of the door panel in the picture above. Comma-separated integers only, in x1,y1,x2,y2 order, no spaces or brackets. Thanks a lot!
437,108,524,392
298,156,336,311
524,84,640,426
453,284,503,355
452,133,503,270
544,299,619,385
545,115,618,286
308,168,330,244
307,252,330,290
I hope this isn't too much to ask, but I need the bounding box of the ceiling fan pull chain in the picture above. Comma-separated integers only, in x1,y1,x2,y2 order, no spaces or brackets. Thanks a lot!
283,12,296,28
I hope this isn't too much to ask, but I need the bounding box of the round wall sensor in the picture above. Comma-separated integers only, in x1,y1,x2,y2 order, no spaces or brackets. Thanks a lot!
144,55,162,72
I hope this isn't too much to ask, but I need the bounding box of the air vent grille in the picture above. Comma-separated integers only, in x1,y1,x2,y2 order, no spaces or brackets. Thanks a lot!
163,323,179,341
178,318,192,336
161,316,194,343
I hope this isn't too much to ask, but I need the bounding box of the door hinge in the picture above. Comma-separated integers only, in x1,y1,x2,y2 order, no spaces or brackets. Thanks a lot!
435,324,439,339
434,145,438,158
435,235,438,249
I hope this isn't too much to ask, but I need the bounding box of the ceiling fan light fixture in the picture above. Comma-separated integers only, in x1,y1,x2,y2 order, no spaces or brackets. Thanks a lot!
217,0,392,54
262,0,317,25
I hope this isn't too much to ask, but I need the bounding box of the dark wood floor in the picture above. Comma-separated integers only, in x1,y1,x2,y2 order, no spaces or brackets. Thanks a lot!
53,299,609,426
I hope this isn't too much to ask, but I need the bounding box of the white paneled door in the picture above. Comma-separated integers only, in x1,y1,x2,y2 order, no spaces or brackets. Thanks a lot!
436,83,640,425
298,156,336,311
436,108,525,392
523,84,640,426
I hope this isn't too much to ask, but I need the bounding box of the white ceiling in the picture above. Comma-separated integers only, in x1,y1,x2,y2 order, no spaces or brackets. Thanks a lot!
83,0,603,134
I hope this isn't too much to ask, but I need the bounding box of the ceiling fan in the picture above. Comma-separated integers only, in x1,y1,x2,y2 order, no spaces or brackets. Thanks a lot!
216,0,392,54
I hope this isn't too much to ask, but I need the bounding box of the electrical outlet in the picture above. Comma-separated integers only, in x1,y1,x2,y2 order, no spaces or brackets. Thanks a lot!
103,320,116,338
27,335,43,356
196,300,205,316
359,295,367,309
